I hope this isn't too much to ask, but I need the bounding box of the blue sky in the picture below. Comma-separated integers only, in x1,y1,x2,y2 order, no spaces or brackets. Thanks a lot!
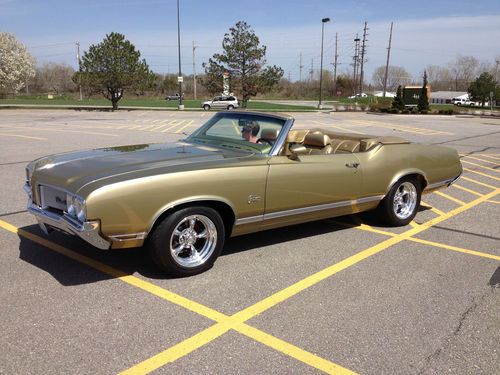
2,0,500,82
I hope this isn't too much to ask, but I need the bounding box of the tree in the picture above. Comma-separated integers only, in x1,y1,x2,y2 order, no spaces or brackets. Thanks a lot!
468,72,497,107
32,63,76,94
74,32,154,109
372,65,412,92
392,85,405,110
418,71,430,112
449,55,479,91
202,21,283,107
0,33,36,94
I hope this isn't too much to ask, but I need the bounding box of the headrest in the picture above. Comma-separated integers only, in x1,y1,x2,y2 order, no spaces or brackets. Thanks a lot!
260,128,280,141
303,133,331,147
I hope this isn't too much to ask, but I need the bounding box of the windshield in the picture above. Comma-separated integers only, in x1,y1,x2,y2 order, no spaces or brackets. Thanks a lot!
187,113,286,154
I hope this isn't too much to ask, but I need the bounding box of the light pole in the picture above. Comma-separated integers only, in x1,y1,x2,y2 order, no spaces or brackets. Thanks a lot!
318,17,330,109
176,0,184,110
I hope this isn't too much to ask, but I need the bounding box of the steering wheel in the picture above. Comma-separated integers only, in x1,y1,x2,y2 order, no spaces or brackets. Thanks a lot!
256,138,273,146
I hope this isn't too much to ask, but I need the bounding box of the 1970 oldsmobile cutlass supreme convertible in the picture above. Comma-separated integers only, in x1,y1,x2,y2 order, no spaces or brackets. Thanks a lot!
25,111,462,276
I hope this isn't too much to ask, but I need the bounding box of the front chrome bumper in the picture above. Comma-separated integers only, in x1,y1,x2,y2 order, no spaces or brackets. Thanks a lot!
27,199,110,250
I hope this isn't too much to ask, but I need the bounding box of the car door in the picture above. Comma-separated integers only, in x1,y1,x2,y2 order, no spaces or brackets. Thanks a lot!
212,96,223,109
263,153,363,229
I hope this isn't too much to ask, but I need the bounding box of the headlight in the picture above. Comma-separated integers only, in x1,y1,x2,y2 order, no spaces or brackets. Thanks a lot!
66,194,86,222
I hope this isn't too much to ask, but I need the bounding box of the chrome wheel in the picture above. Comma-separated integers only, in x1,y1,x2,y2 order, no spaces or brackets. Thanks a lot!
169,214,217,268
392,182,418,220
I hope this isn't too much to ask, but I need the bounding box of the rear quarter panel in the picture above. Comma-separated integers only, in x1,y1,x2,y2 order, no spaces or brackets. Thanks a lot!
356,143,461,197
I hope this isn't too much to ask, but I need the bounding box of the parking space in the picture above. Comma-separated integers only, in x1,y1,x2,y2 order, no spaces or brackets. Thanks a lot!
0,109,498,374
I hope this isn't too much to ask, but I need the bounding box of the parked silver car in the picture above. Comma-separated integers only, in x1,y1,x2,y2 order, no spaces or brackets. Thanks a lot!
201,95,239,111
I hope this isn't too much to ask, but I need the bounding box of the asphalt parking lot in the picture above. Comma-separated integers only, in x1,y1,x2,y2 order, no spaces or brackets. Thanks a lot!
0,109,499,374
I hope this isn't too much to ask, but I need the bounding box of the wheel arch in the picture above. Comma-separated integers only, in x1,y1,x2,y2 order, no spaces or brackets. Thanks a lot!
385,170,428,198
146,198,236,241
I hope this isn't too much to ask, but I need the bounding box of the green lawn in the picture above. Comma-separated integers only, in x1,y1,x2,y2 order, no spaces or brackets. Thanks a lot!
0,97,314,111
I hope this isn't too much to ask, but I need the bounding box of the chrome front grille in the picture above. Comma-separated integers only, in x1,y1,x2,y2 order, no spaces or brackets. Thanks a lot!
39,185,67,212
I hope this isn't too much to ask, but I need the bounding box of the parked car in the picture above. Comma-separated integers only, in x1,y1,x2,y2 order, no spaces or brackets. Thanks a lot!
24,111,462,276
452,97,473,106
201,95,239,110
165,93,184,101
348,93,368,99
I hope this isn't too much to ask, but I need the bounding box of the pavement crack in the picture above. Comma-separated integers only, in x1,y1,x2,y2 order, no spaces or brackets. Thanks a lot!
416,291,492,374
0,210,27,217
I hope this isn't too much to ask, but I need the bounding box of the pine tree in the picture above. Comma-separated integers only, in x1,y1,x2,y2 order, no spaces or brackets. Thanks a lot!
392,85,405,111
418,71,430,112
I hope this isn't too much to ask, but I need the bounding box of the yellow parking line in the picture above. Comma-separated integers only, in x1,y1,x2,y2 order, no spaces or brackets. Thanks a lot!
420,201,446,216
4,187,498,374
0,133,47,140
486,200,500,204
0,220,227,322
336,216,500,262
162,120,185,132
464,168,500,181
0,219,353,375
461,160,500,173
312,121,366,134
452,184,483,197
230,188,499,325
481,154,500,160
10,127,118,137
175,120,194,133
434,191,466,205
119,324,231,375
235,324,357,375
409,221,420,228
462,155,500,166
332,220,396,237
460,176,498,190
408,237,500,261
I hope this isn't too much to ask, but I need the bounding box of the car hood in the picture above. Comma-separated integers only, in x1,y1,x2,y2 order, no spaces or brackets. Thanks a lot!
29,142,252,195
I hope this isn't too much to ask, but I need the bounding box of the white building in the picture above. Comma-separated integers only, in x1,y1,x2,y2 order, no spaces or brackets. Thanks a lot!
430,91,467,104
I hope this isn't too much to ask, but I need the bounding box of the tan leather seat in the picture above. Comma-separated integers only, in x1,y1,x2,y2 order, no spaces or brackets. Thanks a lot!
359,138,379,151
336,140,360,153
303,133,334,154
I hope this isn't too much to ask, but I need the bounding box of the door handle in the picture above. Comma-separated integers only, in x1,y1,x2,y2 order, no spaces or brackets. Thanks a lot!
345,162,360,169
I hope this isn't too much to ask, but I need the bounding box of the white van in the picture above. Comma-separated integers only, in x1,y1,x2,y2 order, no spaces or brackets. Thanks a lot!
452,97,473,106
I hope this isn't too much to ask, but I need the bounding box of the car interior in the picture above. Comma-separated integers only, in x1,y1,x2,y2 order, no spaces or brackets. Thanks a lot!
281,128,398,155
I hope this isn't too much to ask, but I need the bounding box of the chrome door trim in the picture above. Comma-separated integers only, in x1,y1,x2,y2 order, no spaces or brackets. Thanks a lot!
234,194,384,226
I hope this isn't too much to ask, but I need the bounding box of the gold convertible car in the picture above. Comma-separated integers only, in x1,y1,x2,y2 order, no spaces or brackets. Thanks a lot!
25,112,462,276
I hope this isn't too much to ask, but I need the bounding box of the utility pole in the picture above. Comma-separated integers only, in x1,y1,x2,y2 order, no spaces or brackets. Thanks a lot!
495,58,500,83
176,0,183,110
299,53,303,82
352,35,360,96
192,41,197,100
310,59,314,81
382,22,393,97
76,42,83,101
359,22,368,95
333,32,338,95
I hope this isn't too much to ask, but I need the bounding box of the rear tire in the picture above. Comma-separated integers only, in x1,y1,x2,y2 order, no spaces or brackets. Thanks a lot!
203,104,211,111
148,206,225,277
227,105,234,110
379,177,421,226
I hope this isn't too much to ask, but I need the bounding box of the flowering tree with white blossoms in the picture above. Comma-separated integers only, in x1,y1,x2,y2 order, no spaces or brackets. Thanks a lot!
0,33,36,94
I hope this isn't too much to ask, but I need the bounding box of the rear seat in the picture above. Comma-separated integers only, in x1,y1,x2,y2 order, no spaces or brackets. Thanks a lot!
299,130,381,154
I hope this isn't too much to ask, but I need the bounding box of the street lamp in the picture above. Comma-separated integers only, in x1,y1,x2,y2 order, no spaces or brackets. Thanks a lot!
318,17,330,109
176,0,184,110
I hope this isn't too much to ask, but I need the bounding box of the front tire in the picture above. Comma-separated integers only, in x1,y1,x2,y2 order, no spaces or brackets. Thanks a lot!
203,104,211,111
148,207,225,276
379,177,421,226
